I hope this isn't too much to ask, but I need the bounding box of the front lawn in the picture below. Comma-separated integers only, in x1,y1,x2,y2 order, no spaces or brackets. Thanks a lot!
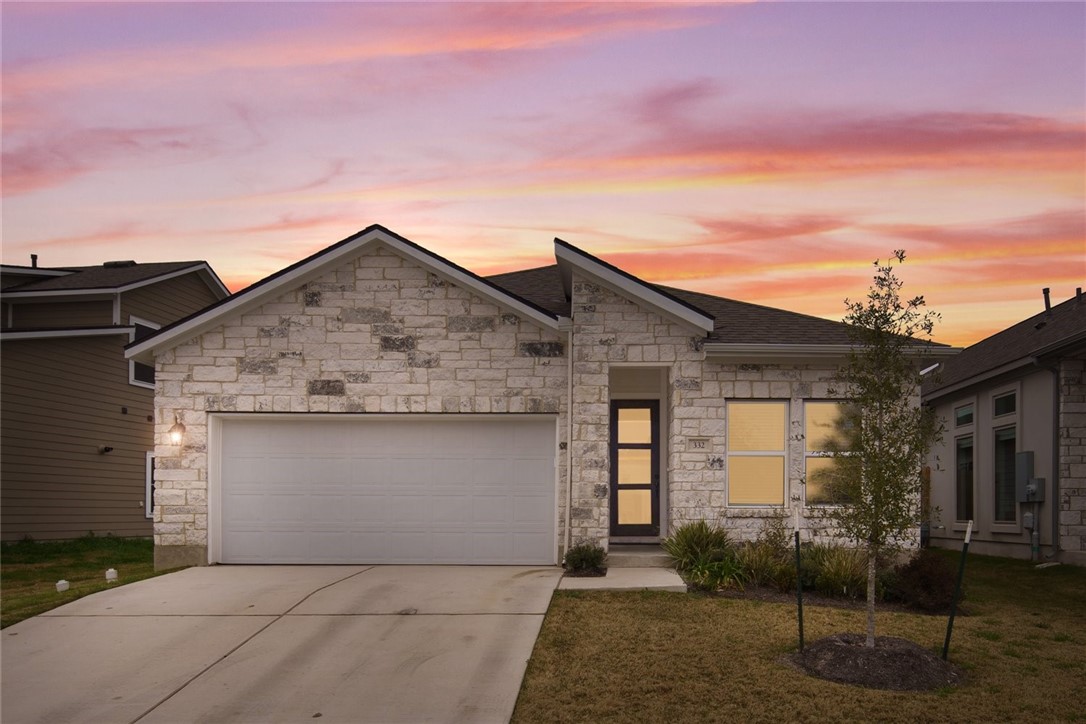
513,551,1086,723
1,536,174,628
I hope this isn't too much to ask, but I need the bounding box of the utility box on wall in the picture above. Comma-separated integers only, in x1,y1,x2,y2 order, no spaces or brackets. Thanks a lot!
1015,451,1045,503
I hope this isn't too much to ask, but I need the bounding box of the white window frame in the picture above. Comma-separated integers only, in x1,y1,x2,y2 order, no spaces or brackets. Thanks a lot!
990,385,1019,530
726,400,788,507
802,400,853,507
145,451,155,520
128,315,160,389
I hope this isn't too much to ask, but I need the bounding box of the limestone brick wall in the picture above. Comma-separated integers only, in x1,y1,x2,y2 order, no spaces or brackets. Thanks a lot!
670,362,845,543
1059,355,1086,561
568,276,704,546
152,247,568,564
566,272,847,547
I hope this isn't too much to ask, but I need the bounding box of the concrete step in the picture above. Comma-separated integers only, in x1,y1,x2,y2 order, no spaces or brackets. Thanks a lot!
607,544,674,568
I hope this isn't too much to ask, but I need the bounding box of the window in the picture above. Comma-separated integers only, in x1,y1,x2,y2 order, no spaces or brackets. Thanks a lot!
955,436,974,521
954,404,973,427
994,392,1016,417
145,452,155,520
727,401,786,505
129,316,160,388
994,427,1016,523
804,401,851,505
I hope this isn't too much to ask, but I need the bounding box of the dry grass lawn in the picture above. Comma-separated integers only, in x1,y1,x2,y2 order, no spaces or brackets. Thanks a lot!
514,552,1085,723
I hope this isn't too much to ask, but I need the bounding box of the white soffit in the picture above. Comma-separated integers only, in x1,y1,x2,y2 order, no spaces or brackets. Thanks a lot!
127,226,559,364
553,239,714,335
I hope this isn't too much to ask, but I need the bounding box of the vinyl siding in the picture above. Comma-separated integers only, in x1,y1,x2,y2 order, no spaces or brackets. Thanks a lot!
122,272,221,326
11,300,113,328
1,335,154,540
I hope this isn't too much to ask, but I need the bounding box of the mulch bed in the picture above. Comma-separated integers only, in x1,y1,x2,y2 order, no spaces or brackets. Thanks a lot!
788,633,963,691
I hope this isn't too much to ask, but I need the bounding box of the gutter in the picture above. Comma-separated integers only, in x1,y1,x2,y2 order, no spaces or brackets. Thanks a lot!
705,342,959,365
1032,356,1063,560
562,317,574,561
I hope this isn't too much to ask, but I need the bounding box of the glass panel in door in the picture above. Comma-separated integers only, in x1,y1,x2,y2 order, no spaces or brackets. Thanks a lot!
610,400,659,536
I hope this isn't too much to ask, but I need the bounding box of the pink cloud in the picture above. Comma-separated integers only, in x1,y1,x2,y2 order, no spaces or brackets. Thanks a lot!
2,126,219,196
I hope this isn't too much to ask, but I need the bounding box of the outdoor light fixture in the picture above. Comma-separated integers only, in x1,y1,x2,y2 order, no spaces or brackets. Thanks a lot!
169,414,186,445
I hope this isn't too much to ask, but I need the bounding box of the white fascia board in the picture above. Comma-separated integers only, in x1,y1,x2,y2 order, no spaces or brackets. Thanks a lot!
0,266,72,278
2,327,132,341
1,264,229,300
127,235,387,363
1,289,114,301
922,357,1032,403
116,263,230,299
705,343,960,366
127,227,559,364
554,242,714,334
389,239,559,330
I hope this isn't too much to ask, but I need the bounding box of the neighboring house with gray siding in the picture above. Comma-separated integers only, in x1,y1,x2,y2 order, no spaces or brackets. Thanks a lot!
127,225,955,570
923,290,1086,566
1,260,229,541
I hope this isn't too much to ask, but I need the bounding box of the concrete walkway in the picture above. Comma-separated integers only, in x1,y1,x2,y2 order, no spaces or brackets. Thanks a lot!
1,565,562,724
557,567,686,592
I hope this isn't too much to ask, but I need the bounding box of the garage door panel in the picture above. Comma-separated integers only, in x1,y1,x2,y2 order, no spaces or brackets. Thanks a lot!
219,416,556,564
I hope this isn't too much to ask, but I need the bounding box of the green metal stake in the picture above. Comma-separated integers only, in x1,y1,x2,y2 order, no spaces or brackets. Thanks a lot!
795,530,804,652
942,520,972,661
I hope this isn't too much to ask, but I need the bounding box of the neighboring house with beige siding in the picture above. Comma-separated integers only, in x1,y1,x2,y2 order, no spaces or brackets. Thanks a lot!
924,289,1086,566
1,259,229,541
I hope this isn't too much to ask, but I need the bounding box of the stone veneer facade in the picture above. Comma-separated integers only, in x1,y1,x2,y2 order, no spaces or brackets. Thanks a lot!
1059,356,1086,564
151,245,849,567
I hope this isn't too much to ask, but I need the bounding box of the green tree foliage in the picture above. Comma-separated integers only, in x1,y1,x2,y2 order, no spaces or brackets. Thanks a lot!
814,250,944,647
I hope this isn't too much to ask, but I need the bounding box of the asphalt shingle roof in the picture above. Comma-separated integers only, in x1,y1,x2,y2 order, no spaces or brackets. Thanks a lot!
924,293,1086,398
486,265,862,345
2,262,207,292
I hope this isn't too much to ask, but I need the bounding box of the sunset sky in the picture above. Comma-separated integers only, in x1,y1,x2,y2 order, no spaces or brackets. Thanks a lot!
2,2,1083,347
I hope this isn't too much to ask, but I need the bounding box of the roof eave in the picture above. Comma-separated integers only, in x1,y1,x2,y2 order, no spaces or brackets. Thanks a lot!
553,239,714,334
706,342,960,366
127,227,559,363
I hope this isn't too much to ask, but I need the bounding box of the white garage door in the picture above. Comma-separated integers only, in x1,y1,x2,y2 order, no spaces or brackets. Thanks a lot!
217,415,556,564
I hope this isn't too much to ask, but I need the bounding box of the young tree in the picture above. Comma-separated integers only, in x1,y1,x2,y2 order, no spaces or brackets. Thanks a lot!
816,250,944,648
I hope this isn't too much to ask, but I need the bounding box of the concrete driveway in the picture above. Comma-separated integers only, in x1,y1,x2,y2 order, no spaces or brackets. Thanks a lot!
1,565,562,724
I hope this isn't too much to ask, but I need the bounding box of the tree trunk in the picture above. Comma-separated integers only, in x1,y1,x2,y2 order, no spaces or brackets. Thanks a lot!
866,542,877,647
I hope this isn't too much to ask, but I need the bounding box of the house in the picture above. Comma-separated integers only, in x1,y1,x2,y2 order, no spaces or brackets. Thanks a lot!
923,289,1086,566
127,225,954,569
1,259,230,541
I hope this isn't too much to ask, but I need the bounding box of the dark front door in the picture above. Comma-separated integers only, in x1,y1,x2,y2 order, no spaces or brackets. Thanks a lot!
609,400,660,537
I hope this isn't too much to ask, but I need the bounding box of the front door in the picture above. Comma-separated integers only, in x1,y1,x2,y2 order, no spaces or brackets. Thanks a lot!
609,400,660,537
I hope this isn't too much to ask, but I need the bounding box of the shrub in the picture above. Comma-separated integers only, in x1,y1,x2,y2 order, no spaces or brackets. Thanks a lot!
663,521,733,573
810,545,868,600
736,541,793,590
884,547,959,612
687,553,749,593
564,541,606,574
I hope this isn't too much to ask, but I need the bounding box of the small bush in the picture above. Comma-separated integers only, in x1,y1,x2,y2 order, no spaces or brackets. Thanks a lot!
564,541,607,574
736,541,793,590
885,547,959,612
687,553,749,593
810,545,867,599
663,521,733,573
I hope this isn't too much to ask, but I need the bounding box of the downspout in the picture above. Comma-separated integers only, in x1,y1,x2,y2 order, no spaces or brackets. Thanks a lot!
1033,357,1062,560
564,320,574,559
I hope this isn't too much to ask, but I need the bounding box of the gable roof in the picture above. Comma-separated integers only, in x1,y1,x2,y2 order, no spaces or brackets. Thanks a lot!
126,224,560,364
1,261,229,298
553,239,716,334
487,264,855,344
924,291,1086,400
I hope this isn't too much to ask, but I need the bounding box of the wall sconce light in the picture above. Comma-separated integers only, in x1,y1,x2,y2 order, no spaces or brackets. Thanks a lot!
169,414,186,445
